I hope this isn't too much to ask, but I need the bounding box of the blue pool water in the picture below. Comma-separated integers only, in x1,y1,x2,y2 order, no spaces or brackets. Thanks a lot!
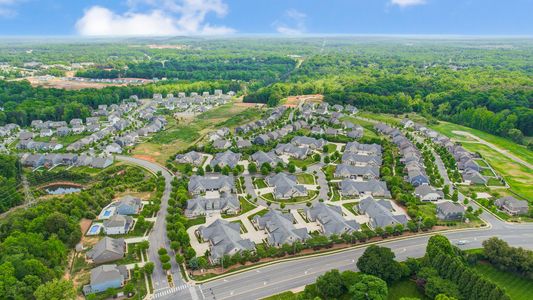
103,210,112,217
88,224,101,235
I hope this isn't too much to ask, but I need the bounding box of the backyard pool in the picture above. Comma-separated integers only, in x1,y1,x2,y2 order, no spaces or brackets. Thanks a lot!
87,224,102,235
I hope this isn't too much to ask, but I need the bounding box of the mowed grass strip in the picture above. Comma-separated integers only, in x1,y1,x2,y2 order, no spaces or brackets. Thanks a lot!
473,263,533,300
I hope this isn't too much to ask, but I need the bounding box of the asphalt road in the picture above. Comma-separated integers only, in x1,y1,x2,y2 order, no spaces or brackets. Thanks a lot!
116,156,190,295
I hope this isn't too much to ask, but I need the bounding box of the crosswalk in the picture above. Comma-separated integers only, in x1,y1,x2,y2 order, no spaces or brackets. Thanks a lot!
153,284,191,299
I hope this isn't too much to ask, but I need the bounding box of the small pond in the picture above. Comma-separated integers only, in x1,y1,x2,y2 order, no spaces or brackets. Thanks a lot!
45,184,82,195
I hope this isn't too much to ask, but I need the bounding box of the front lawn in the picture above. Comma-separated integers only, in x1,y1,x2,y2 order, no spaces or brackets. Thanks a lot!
296,173,315,184
186,216,207,228
254,178,268,188
342,203,358,216
289,156,316,168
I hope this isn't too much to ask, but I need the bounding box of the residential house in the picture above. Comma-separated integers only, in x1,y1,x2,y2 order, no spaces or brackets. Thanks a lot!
414,185,444,202
275,143,309,160
198,219,255,263
494,196,529,216
83,264,129,295
253,209,309,246
436,202,465,221
188,175,235,195
291,136,326,150
210,150,241,169
358,197,408,229
266,172,307,199
306,203,360,236
339,179,391,198
175,151,204,166
334,164,380,180
86,237,125,264
251,151,283,168
103,215,133,235
184,195,240,217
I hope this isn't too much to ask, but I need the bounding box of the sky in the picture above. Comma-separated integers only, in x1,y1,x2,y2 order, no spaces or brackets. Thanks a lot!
0,0,532,36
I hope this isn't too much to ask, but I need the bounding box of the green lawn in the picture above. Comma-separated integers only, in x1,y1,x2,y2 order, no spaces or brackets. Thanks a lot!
296,173,315,184
387,279,427,300
254,178,268,188
322,164,336,180
341,116,380,139
247,208,269,222
342,203,358,216
151,125,200,144
472,262,532,300
325,143,337,154
289,156,316,168
262,291,299,300
459,143,532,200
186,216,207,228
239,197,256,214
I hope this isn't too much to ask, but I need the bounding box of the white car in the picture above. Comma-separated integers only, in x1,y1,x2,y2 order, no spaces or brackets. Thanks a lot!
456,240,469,245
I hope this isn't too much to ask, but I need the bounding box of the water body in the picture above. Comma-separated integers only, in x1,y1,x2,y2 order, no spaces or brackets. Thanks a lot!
45,185,82,195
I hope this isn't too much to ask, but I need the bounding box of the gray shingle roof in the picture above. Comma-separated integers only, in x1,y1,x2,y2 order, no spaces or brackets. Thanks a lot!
86,237,125,264
358,197,407,228
199,219,254,261
254,209,309,246
266,172,307,199
307,203,360,235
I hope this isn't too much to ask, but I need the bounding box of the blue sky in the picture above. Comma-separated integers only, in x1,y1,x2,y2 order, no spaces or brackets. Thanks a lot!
0,0,532,36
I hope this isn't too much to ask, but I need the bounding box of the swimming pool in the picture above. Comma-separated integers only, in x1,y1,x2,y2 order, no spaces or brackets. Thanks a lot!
87,224,102,235
103,210,112,217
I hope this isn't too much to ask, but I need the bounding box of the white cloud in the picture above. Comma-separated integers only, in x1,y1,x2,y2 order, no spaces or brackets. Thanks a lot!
274,9,306,35
0,0,21,17
390,0,427,7
76,0,235,36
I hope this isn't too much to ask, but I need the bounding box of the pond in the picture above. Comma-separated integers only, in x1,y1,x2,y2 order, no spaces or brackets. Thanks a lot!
45,184,82,195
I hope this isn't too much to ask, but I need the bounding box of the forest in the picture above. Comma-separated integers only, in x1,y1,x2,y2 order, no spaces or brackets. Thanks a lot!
0,80,242,126
0,155,22,214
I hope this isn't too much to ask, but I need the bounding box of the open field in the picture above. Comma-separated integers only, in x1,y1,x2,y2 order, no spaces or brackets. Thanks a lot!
25,76,152,90
430,121,533,165
132,102,259,164
472,262,532,300
460,143,532,200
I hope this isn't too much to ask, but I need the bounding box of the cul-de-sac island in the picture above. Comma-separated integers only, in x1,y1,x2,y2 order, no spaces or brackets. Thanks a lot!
1,10,533,300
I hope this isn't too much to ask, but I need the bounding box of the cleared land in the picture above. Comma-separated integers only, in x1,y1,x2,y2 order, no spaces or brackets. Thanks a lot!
132,102,261,164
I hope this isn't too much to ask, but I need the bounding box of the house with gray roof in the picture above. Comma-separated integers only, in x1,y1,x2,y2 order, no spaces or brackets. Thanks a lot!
414,185,444,202
334,164,380,180
494,196,529,216
199,219,255,263
175,151,204,166
103,215,133,235
188,175,235,195
86,237,125,264
251,150,283,168
339,179,391,198
436,202,465,221
90,157,114,169
112,195,142,215
344,142,381,156
83,264,129,295
306,203,360,235
213,139,232,150
291,136,327,150
342,152,382,167
253,209,309,246
236,139,252,149
185,195,240,218
274,143,309,160
266,172,308,199
462,169,487,185
358,197,408,229
210,150,241,168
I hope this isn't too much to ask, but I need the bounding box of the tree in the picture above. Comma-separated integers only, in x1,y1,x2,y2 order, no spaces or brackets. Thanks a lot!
162,262,171,270
348,274,388,300
175,254,185,264
316,269,345,298
443,185,450,197
356,245,403,283
288,163,296,173
143,262,154,275
33,279,76,300
451,190,458,202
248,162,257,174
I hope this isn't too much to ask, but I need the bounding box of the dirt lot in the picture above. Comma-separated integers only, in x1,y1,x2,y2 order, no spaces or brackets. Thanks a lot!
284,94,323,107
26,76,152,90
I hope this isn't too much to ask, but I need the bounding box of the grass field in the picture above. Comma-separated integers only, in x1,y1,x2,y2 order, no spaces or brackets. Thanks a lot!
239,197,256,214
460,143,532,200
387,279,427,300
342,202,358,216
254,178,268,188
296,173,315,184
341,116,380,139
473,262,532,300
289,156,317,168
132,102,257,164
430,121,533,164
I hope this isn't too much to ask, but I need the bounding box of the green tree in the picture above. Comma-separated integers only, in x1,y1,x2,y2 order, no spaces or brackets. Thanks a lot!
356,245,403,283
348,274,388,300
33,279,76,300
316,269,345,298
